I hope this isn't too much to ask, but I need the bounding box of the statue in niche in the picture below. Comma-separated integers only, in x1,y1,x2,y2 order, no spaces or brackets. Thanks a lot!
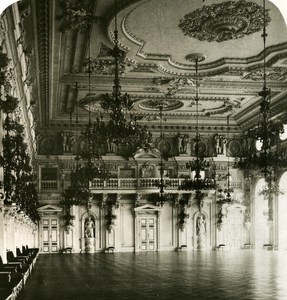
84,216,95,238
107,136,117,153
181,134,189,154
62,132,75,153
215,134,221,154
196,214,206,236
214,134,227,155
222,137,227,156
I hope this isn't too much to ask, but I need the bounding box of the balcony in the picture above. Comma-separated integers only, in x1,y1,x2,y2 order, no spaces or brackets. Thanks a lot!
41,180,58,191
90,178,242,192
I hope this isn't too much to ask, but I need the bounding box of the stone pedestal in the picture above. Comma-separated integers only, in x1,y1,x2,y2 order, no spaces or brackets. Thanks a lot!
197,234,206,250
85,237,95,253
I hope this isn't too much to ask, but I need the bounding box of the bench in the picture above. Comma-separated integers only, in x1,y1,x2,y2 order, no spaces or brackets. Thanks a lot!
216,244,226,250
61,247,72,254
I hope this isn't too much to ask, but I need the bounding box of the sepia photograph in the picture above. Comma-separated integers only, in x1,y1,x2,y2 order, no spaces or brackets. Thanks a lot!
0,0,287,299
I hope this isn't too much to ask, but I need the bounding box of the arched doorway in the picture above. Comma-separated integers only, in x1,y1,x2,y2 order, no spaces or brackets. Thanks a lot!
278,172,287,250
254,178,269,249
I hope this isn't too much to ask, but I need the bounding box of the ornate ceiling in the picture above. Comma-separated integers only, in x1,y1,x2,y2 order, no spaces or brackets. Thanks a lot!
9,0,287,136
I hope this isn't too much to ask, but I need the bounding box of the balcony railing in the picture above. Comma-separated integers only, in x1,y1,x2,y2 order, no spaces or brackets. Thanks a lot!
90,178,242,190
41,180,58,190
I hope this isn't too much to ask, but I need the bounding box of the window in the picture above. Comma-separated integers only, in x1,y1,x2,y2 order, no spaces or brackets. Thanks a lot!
41,167,58,190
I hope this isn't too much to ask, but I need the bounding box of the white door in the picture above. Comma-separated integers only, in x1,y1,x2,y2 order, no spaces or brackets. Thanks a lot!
227,212,244,249
42,218,59,253
139,217,156,251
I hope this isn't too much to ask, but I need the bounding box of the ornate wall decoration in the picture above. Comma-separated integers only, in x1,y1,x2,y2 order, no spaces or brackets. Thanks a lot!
38,135,62,155
82,59,124,75
178,1,270,43
139,99,184,111
242,67,287,81
97,42,114,57
57,0,102,33
157,139,173,158
130,64,156,73
81,58,135,76
140,162,155,178
191,139,208,156
228,138,243,157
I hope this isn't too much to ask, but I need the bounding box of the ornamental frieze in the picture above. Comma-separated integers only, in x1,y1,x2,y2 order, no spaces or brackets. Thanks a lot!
178,0,270,43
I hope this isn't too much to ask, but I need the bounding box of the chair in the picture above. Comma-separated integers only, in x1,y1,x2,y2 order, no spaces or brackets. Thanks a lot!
25,245,39,259
0,269,23,298
6,251,30,283
0,256,18,273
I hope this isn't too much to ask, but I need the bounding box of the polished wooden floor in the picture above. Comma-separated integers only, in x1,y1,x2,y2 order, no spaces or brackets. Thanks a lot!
17,250,287,300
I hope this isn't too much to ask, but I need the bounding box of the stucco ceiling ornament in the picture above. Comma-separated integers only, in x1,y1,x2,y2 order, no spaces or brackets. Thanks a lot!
139,99,184,111
57,0,102,33
153,77,196,96
179,0,270,42
242,67,287,81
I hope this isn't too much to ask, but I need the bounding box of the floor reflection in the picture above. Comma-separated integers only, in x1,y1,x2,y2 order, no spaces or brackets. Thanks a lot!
18,250,287,300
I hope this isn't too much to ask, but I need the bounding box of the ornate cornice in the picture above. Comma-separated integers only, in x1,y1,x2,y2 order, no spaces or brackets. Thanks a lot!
36,0,50,125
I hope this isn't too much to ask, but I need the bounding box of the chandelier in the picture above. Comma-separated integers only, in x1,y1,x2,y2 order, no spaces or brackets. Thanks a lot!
153,104,173,206
80,0,152,150
179,53,217,210
236,0,286,186
217,116,235,205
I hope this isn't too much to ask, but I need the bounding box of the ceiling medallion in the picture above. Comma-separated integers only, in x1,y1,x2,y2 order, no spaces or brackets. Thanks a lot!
139,99,184,111
179,0,270,42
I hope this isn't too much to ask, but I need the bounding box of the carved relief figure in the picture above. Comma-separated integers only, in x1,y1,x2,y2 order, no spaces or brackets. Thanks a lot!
140,162,155,178
84,216,95,238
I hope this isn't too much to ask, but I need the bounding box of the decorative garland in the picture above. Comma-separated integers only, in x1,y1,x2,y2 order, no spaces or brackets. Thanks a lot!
0,52,40,222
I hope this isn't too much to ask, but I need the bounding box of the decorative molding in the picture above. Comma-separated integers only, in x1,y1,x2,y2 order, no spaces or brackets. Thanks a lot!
178,0,270,43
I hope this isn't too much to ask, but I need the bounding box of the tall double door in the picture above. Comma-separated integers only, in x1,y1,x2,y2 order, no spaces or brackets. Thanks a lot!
139,216,156,251
42,218,59,253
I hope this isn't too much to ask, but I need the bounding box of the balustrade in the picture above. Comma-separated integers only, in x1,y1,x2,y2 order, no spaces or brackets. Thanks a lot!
41,180,58,190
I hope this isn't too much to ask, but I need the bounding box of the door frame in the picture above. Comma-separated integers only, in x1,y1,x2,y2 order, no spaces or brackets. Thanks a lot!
37,204,62,253
134,204,162,252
